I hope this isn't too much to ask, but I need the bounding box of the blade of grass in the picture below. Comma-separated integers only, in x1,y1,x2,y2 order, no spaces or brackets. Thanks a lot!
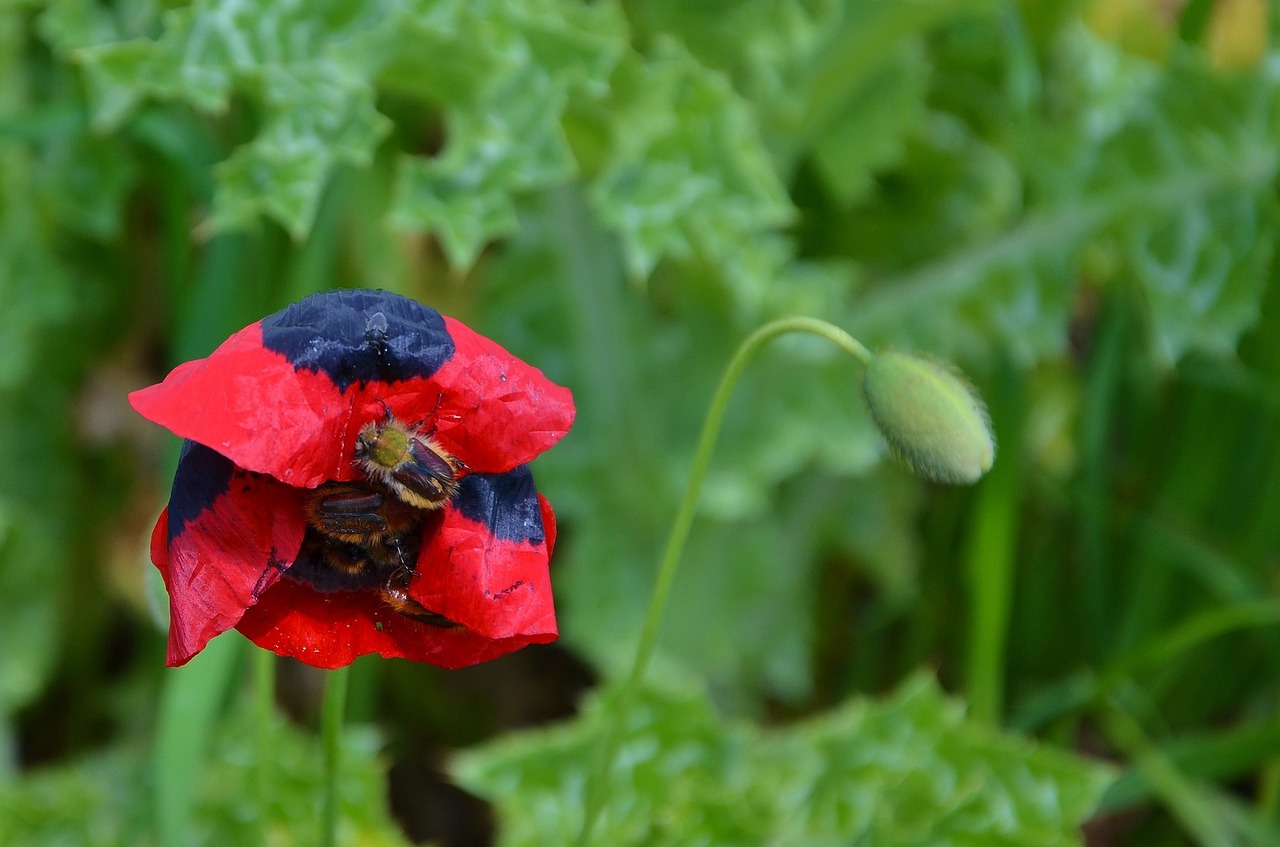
320,665,351,847
1102,707,1280,810
1013,599,1280,731
1078,301,1126,664
253,649,275,826
1099,688,1235,847
153,634,243,846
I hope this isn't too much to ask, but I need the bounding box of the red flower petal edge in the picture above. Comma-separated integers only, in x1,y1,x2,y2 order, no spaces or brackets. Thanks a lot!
129,289,575,488
157,441,307,666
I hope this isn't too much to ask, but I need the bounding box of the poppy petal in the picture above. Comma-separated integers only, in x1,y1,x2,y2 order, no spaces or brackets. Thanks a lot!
157,441,307,666
129,290,572,486
406,466,558,640
128,322,350,488
235,579,554,670
426,317,576,473
538,493,557,558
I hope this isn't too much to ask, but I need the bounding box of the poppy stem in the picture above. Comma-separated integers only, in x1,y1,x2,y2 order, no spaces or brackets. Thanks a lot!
320,664,350,847
575,317,872,846
253,650,275,825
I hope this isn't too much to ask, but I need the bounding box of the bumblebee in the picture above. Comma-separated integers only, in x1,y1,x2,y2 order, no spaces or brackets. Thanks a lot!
300,481,458,627
354,412,460,510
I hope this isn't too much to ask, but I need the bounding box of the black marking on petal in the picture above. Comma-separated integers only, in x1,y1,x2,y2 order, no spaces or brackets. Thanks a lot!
167,440,235,543
453,466,545,544
252,548,290,601
488,580,526,600
260,289,455,391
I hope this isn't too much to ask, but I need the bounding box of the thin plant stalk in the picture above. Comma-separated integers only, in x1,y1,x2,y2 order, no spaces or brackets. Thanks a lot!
253,649,275,824
321,665,351,847
575,318,872,846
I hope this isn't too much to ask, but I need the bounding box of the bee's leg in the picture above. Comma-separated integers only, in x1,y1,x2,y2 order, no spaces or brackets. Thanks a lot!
380,570,459,628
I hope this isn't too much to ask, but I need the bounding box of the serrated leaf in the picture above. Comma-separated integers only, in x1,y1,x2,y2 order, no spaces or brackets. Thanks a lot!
371,0,627,265
843,31,1279,364
0,707,410,847
589,43,793,284
810,42,928,206
630,0,989,169
1126,191,1274,361
76,0,393,237
213,74,389,237
454,673,1113,847
391,70,576,266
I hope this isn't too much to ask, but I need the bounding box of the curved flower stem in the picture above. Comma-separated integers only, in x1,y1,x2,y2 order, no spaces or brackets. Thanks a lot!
320,665,350,847
575,317,872,846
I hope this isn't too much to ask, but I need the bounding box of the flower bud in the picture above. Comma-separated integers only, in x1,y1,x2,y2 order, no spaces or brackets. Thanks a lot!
861,352,995,484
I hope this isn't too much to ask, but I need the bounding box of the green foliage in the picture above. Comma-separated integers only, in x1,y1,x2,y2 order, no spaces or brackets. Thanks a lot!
0,701,409,847
841,25,1279,363
2,0,1278,844
455,673,1113,846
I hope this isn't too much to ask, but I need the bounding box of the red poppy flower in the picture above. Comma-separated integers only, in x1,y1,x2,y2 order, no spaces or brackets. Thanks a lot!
130,289,575,670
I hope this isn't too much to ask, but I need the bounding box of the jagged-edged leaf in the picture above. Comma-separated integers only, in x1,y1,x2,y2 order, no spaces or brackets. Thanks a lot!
390,72,575,267
844,32,1278,363
589,43,793,285
77,0,393,236
0,708,409,847
454,673,1113,846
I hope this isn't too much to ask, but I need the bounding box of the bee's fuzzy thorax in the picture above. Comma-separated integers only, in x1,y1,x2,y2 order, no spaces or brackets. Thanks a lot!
357,418,411,467
354,415,460,510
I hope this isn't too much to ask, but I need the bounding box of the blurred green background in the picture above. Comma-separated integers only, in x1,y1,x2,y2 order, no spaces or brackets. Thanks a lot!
2,0,1280,844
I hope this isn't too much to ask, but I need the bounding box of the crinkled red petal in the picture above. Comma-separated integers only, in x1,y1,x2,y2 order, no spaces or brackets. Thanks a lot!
129,323,352,489
235,579,555,670
539,494,557,558
428,316,576,474
404,493,558,642
129,291,574,487
155,462,307,667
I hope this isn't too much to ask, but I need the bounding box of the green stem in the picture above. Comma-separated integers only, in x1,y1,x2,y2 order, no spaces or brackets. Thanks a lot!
253,650,275,824
575,317,872,846
963,361,1020,724
321,665,350,847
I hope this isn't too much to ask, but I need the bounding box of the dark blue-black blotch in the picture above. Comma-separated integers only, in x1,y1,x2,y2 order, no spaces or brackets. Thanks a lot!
167,440,235,543
454,466,545,545
261,289,455,391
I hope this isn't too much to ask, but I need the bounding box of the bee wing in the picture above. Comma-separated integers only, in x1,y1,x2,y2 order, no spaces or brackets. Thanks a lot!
393,438,458,503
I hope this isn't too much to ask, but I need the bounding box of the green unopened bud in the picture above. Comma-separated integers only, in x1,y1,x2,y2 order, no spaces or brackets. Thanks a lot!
861,352,995,484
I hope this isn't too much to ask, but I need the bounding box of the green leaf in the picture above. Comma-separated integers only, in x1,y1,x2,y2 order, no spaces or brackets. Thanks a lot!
588,43,793,286
212,79,389,238
390,71,574,267
0,704,411,847
381,0,625,266
454,673,1113,846
76,0,393,237
843,30,1278,364
809,42,929,206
